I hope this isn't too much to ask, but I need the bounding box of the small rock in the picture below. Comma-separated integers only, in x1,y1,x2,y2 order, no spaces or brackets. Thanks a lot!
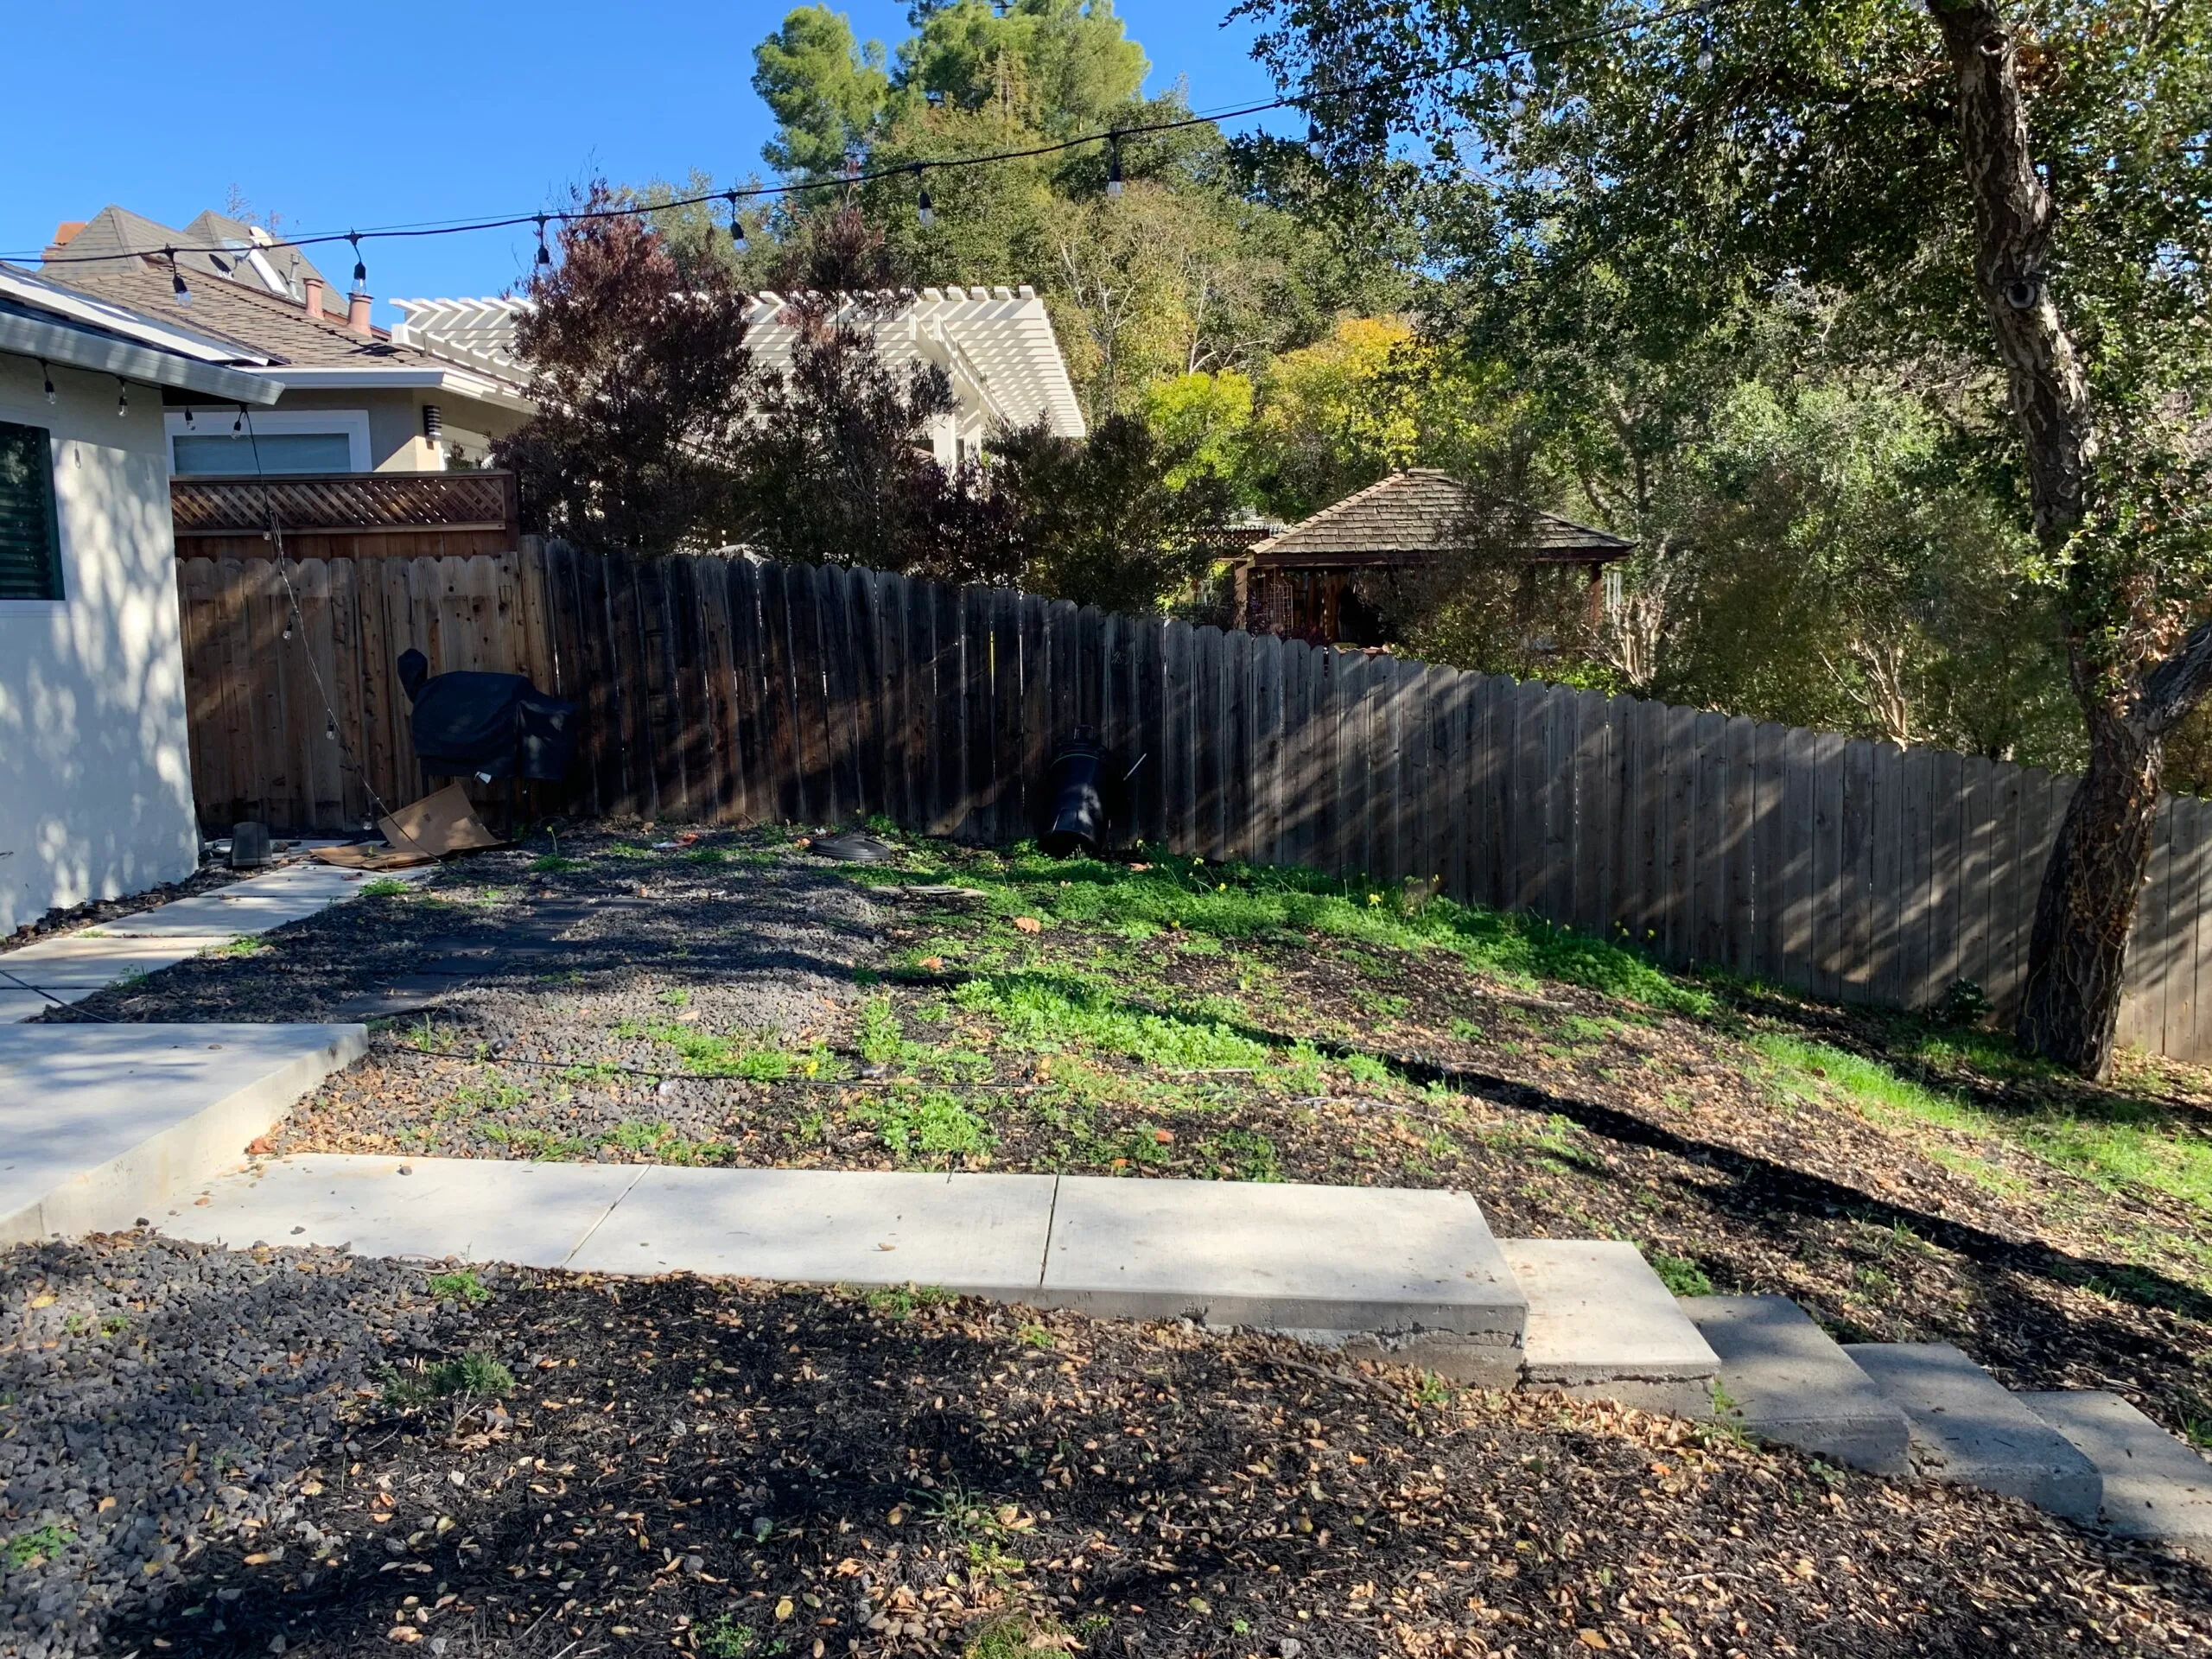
681,1553,706,1576
396,1166,413,1176
1279,1642,1303,1659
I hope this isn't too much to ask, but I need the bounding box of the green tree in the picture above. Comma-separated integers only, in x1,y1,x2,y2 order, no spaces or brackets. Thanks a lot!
752,6,891,178
1252,0,2212,1075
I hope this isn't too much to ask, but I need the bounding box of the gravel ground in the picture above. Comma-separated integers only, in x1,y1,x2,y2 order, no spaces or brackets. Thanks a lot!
73,1259,2212,1659
48,823,2212,1441
0,1233,448,1657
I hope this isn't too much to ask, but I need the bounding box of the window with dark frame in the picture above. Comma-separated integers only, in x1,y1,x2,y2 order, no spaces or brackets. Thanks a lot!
0,420,63,601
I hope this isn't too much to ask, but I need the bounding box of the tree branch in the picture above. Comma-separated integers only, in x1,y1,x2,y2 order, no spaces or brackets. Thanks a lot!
2135,617,2212,739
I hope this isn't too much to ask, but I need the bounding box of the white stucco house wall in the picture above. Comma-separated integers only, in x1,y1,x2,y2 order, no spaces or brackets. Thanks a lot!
0,265,283,932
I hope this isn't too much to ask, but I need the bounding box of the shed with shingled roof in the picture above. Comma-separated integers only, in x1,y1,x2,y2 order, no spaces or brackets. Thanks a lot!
1234,467,1633,645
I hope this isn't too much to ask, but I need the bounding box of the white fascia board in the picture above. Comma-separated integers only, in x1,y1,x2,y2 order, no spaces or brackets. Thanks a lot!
0,265,279,365
244,365,537,414
0,315,283,404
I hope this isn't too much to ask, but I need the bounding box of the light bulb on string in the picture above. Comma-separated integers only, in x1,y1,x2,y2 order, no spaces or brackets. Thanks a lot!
916,168,934,228
728,193,747,254
184,406,196,429
535,215,552,268
232,406,245,433
115,379,128,418
167,248,192,308
39,361,54,404
348,232,367,295
1105,133,1123,200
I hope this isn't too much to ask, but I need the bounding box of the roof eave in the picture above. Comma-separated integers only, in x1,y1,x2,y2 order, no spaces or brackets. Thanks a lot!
0,313,283,404
237,365,536,413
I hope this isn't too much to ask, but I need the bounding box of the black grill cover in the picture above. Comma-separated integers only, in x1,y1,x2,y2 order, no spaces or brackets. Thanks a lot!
397,649,578,781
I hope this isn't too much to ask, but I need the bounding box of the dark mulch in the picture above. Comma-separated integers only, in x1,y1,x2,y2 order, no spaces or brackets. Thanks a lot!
95,1256,2212,1658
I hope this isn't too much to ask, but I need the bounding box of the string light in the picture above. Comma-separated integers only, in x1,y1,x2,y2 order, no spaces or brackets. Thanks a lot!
348,232,366,295
166,248,192,308
184,405,196,429
915,167,934,227
10,2,1731,270
233,405,245,433
39,360,54,404
728,193,747,254
115,378,128,418
1106,133,1123,200
535,214,551,267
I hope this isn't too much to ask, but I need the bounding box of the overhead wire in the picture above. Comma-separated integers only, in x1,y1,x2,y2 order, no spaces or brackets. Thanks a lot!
7,0,1735,268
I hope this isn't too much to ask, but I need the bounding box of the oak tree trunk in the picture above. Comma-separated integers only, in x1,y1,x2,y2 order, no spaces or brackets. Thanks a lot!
1927,0,2166,1076
2014,708,2163,1074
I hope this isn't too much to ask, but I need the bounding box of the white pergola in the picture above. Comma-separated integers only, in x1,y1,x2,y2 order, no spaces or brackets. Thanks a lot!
391,285,1087,463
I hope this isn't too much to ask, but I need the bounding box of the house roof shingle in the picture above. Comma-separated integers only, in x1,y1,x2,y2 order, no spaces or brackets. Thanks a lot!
1250,468,1634,567
45,256,446,371
44,204,334,296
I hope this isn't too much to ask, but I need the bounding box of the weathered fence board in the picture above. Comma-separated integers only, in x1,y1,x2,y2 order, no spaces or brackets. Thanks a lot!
175,545,2212,1063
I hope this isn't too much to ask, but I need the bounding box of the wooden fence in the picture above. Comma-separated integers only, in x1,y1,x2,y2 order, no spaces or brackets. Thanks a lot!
174,543,2212,1064
170,471,521,562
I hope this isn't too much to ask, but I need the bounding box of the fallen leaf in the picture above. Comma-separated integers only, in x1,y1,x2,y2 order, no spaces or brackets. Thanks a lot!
887,1507,905,1526
875,1243,896,1252
28,1294,54,1309
245,1136,276,1156
1576,1631,1609,1649
386,1630,423,1645
1153,1128,1174,1144
774,1597,795,1622
97,1497,116,1513
918,957,944,972
1012,916,1043,933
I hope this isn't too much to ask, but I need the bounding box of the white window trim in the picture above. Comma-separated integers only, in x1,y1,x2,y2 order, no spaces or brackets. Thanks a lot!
0,400,67,613
165,407,370,474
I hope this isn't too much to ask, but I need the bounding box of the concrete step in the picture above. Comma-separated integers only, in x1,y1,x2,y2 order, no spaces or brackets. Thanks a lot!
1677,1296,1910,1475
2018,1390,2212,1558
1844,1342,2101,1522
1501,1240,1717,1415
168,1160,1529,1384
1038,1178,1526,1387
0,1024,365,1243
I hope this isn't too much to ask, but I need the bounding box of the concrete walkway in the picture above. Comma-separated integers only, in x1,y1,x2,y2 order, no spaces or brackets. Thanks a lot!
0,860,429,1022
162,1155,1535,1384
0,1024,365,1243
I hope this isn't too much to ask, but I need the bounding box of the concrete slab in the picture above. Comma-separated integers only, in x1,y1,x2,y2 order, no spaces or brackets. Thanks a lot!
0,987,86,1024
1678,1296,1910,1475
1845,1342,2102,1522
1039,1178,1524,1382
1503,1240,1717,1414
2018,1390,2212,1556
0,935,234,988
0,1024,365,1243
162,1154,641,1268
567,1166,1058,1296
99,864,425,939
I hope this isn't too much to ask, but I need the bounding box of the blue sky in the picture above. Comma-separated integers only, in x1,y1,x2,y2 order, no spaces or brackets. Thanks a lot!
8,1,1281,322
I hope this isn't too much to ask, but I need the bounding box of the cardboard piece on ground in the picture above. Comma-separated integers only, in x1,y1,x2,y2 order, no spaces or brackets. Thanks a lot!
375,784,505,861
311,842,435,871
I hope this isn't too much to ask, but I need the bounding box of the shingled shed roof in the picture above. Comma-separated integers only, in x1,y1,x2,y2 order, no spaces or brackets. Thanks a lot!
1251,468,1634,567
